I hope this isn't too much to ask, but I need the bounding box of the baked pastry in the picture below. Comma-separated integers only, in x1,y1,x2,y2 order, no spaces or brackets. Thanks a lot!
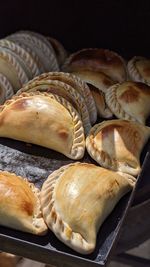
72,70,113,118
47,37,67,66
24,71,97,124
0,39,40,78
0,92,85,159
63,48,127,82
86,120,150,176
0,73,14,104
127,56,150,85
17,79,91,134
0,170,47,235
41,162,135,254
7,31,59,72
0,48,28,92
105,81,150,124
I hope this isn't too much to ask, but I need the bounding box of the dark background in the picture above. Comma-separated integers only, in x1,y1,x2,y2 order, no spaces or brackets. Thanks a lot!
0,0,150,59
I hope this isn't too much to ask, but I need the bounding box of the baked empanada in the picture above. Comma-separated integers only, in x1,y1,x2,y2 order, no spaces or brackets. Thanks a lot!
0,92,85,159
22,71,97,124
41,162,135,254
105,81,150,124
0,48,28,92
127,56,150,85
0,170,47,235
17,79,91,134
63,48,127,82
47,37,67,66
72,70,113,118
86,120,150,176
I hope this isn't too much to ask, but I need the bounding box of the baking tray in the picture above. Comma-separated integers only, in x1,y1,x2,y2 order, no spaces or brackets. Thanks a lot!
0,134,149,267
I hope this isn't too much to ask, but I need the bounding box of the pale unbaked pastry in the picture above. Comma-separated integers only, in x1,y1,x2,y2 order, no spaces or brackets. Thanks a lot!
86,120,150,176
63,48,127,82
0,170,47,235
127,56,150,85
0,92,85,159
105,81,150,124
41,162,135,254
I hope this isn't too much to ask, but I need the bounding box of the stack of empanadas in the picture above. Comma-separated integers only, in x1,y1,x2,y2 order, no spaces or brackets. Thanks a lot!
0,35,150,256
0,31,68,104
62,48,127,118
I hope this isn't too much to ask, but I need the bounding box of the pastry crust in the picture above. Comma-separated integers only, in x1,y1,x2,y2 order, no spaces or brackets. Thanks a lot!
9,31,59,72
0,48,28,92
105,81,150,124
24,71,97,124
0,39,40,78
0,73,14,104
0,91,85,159
127,56,150,85
63,48,127,82
0,170,47,235
47,37,67,66
41,162,135,254
86,120,150,176
71,70,113,118
17,79,91,134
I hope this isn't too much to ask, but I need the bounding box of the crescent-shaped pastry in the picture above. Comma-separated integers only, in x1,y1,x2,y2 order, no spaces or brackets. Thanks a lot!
47,37,67,66
41,162,135,254
0,73,14,104
105,81,150,124
0,48,28,92
63,48,127,82
72,70,114,118
0,39,40,78
8,31,59,72
17,79,91,134
0,170,48,235
86,120,150,176
127,56,150,85
0,92,85,159
23,71,97,124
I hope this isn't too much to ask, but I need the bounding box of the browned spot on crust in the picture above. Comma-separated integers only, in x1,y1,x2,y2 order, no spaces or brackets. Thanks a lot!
143,67,150,76
70,49,122,68
135,82,150,95
102,77,114,87
101,124,123,139
119,86,140,103
9,98,29,110
58,129,69,140
21,200,33,216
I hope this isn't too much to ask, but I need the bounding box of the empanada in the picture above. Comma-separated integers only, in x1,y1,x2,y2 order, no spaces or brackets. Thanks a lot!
0,92,85,159
0,170,47,235
105,81,150,124
47,37,67,66
17,79,91,134
41,162,135,254
21,71,97,124
0,73,14,104
72,70,113,118
127,56,150,85
63,48,127,82
86,120,150,176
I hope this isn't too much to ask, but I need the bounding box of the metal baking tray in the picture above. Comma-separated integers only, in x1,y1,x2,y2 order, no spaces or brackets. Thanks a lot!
0,135,149,267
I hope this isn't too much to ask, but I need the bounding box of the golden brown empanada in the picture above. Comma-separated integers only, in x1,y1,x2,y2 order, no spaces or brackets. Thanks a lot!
17,79,91,134
21,71,97,124
72,70,113,118
86,120,150,176
105,81,150,124
41,162,135,254
127,56,150,85
63,48,127,82
0,92,85,159
0,170,47,235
